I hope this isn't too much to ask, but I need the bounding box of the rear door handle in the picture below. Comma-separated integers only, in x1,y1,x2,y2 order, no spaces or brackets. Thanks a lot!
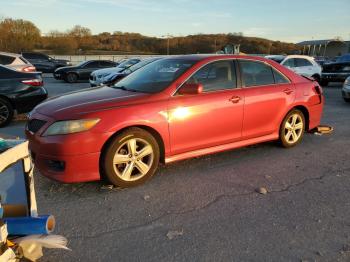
229,96,241,103
283,88,293,95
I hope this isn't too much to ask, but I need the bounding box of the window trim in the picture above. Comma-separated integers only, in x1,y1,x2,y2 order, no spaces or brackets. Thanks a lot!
173,58,241,97
237,59,291,88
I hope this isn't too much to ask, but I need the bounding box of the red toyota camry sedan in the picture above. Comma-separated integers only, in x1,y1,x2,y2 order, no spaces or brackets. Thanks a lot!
26,55,324,187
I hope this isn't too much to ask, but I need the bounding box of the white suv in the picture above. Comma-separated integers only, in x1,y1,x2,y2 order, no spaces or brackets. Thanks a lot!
280,55,322,82
0,52,36,72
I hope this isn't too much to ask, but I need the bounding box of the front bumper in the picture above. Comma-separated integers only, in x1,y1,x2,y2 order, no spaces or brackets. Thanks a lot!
321,72,350,82
25,112,112,183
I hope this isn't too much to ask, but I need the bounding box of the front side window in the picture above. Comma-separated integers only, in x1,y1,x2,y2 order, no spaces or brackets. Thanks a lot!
186,60,237,92
282,58,296,68
239,60,275,87
113,59,196,93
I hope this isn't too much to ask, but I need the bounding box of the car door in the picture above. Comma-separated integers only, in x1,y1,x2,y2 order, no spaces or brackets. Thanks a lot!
80,61,100,79
239,59,295,139
168,60,244,155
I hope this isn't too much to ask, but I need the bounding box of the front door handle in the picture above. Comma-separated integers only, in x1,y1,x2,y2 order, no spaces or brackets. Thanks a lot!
283,88,293,95
229,96,241,103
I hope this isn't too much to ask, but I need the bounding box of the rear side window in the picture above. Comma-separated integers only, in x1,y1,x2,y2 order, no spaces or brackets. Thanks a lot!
22,53,47,60
0,55,16,65
272,68,290,84
84,61,100,68
239,60,275,87
99,61,115,67
295,58,313,67
187,60,237,92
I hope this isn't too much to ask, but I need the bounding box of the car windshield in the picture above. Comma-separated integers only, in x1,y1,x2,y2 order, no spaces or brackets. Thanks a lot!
118,59,139,69
127,58,160,73
113,59,196,93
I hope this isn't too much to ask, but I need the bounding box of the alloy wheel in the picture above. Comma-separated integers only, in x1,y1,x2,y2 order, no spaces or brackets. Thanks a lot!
283,113,304,144
0,102,10,125
112,138,154,182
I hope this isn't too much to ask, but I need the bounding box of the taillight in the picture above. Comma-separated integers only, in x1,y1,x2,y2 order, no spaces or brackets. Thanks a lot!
22,66,36,72
312,84,323,103
22,79,43,87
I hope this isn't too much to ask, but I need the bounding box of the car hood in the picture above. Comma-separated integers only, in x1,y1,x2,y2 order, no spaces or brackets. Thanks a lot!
92,67,124,76
34,86,148,119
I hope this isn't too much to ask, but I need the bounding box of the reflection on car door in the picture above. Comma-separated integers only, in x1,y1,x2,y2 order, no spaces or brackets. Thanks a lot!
239,60,295,139
168,60,244,155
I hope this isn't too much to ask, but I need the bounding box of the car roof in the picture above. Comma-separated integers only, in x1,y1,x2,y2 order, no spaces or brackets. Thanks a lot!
0,51,22,57
283,55,315,60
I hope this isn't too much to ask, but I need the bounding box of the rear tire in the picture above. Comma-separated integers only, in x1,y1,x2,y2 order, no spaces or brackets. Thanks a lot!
0,97,14,128
65,73,78,83
102,128,160,188
279,109,305,148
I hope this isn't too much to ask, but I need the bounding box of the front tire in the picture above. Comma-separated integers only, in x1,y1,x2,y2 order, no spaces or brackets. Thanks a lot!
65,73,78,83
102,128,160,188
0,98,14,128
279,109,305,148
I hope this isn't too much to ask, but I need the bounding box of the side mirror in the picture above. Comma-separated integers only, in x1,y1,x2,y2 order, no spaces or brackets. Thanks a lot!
178,83,203,95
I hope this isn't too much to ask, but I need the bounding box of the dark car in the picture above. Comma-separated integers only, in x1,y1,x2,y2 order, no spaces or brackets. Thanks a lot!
54,60,117,83
0,65,47,127
22,52,71,73
93,57,161,87
321,54,350,86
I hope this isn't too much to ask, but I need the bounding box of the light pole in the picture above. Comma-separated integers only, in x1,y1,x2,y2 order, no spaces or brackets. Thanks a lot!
161,34,173,55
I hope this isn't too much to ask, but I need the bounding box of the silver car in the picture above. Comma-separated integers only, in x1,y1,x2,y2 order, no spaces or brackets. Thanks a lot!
90,58,140,87
342,76,350,102
0,52,36,72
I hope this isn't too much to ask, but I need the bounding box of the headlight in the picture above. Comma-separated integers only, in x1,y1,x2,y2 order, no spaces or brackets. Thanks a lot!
43,119,100,136
344,78,350,86
343,66,350,71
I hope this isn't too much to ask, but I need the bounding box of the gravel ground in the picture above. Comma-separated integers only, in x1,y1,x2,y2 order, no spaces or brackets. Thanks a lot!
1,78,349,262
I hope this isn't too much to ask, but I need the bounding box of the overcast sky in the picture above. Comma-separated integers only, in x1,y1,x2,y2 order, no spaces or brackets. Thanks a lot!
2,0,350,43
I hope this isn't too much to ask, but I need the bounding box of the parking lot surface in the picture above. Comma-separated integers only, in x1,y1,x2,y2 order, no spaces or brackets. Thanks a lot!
1,77,350,261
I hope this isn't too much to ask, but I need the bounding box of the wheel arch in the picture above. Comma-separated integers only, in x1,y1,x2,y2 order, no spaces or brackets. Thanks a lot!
284,105,310,131
0,95,15,109
100,125,166,167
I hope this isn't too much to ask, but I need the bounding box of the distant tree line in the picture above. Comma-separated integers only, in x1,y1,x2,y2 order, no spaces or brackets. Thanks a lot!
0,18,301,55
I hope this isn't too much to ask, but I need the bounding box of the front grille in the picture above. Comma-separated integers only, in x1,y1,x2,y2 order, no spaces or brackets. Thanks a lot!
28,119,47,133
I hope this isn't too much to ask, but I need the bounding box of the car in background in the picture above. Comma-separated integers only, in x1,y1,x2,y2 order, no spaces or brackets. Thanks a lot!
22,52,72,73
26,55,323,187
342,76,350,102
321,54,350,86
0,52,36,72
280,55,322,82
0,65,47,127
265,55,286,64
91,57,161,87
90,58,141,87
54,60,117,83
